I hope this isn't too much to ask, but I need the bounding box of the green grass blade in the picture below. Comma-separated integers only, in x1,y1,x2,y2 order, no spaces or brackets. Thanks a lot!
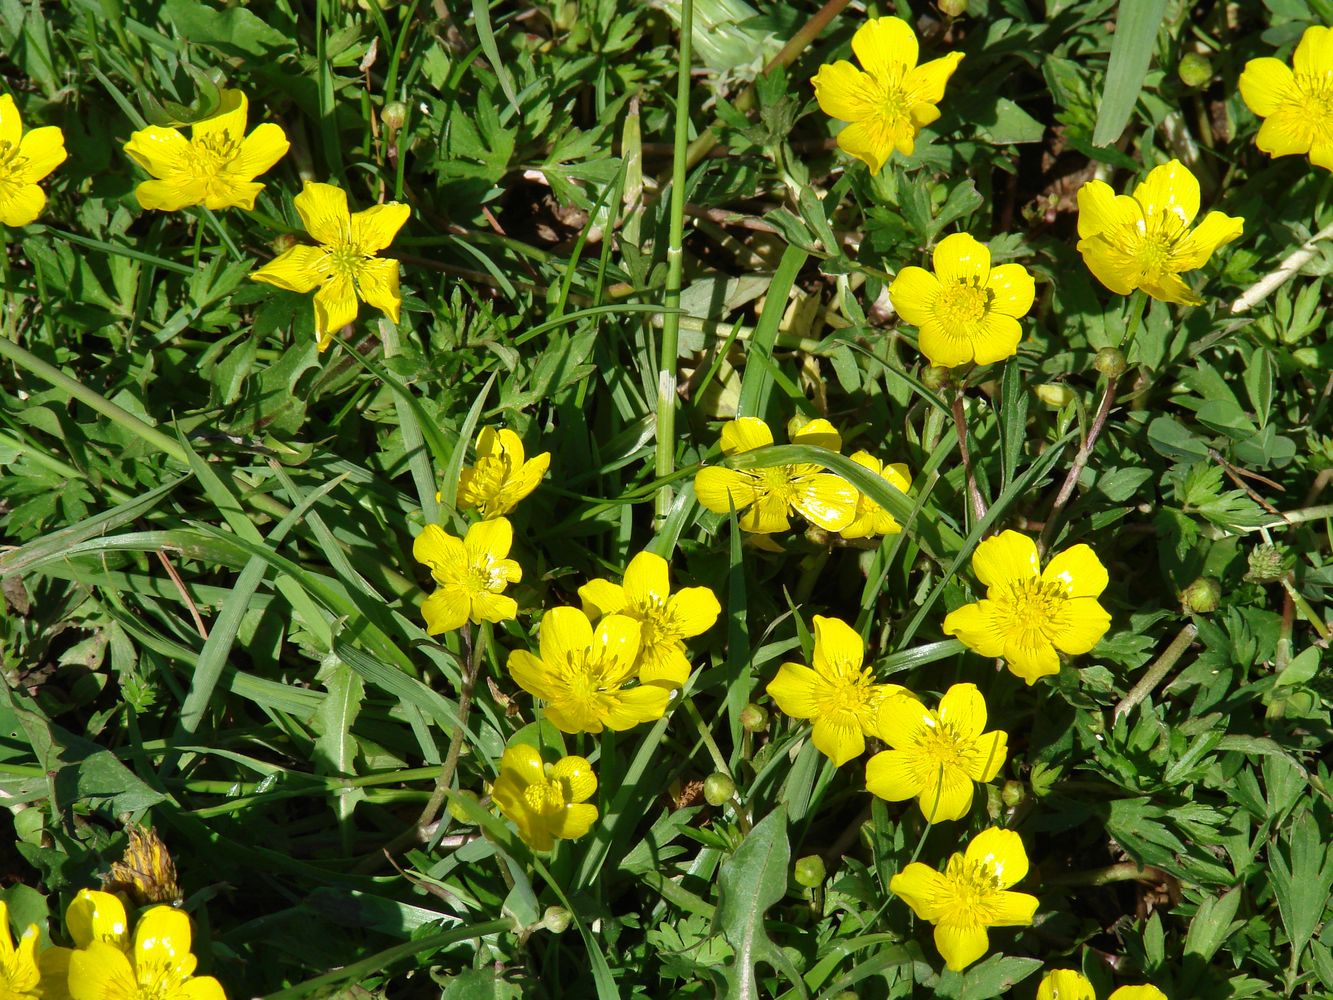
737,245,808,419
1091,0,1168,146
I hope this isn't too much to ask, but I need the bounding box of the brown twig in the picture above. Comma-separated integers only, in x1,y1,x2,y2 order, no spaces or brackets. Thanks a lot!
951,390,987,525
156,549,208,639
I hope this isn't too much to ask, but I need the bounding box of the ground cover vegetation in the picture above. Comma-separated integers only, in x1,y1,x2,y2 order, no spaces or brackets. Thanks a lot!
0,0,1331,996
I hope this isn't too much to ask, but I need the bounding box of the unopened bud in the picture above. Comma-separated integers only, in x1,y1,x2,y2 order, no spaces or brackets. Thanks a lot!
447,789,479,824
272,233,299,254
1181,577,1222,614
382,101,408,131
703,772,735,807
920,364,950,391
740,703,769,733
794,855,826,887
1001,780,1025,808
937,0,967,15
1245,542,1289,584
540,905,571,934
1178,52,1213,88
1033,383,1075,409
1094,346,1127,378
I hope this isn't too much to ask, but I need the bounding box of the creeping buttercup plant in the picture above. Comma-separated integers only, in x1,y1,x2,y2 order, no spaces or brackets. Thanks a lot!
0,0,1330,997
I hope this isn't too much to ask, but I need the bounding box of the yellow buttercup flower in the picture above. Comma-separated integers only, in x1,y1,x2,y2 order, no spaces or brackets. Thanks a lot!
866,683,1007,822
694,417,857,534
507,607,670,733
766,615,905,766
0,898,69,1000
942,530,1111,685
888,233,1035,368
491,743,598,851
412,518,521,635
123,90,288,213
250,181,408,350
840,452,911,539
0,94,66,227
65,891,225,1000
578,551,720,688
1037,970,1167,1000
890,827,1038,972
812,17,963,173
458,427,550,518
1076,160,1243,305
1240,26,1333,172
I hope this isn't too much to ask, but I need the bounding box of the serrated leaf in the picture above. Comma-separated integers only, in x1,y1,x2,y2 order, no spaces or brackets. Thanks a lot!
1271,811,1333,965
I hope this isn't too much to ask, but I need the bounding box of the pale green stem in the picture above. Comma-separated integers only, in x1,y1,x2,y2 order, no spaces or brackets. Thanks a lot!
1113,622,1198,721
379,317,440,523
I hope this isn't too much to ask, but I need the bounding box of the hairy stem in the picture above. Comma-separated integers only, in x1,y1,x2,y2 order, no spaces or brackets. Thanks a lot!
951,390,987,525
1113,622,1199,721
1232,220,1333,314
1039,374,1118,556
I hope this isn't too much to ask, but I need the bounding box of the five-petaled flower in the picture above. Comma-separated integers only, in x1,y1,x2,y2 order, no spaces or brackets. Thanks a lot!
890,827,1038,972
65,889,225,1000
767,615,904,766
250,181,409,350
1076,159,1243,305
0,94,66,227
123,89,289,213
579,551,721,688
888,233,1036,369
812,17,964,174
1239,26,1333,172
413,518,521,635
490,743,598,851
841,452,912,539
694,417,857,535
507,607,670,733
458,427,550,519
942,530,1111,685
0,898,69,1000
1037,970,1167,1000
866,683,1008,822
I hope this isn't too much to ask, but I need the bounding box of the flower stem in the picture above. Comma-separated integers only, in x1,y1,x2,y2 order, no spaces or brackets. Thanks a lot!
379,317,440,523
1231,220,1333,314
950,389,987,526
655,0,693,525
1116,288,1148,354
1112,622,1198,722
418,620,487,835
682,696,732,777
1043,861,1169,887
1038,373,1119,556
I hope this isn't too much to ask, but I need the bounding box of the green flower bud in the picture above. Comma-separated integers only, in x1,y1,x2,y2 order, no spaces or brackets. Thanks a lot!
794,855,826,888
1094,346,1127,378
541,905,572,934
1245,542,1290,584
1033,383,1075,409
1178,52,1213,88
446,789,479,824
1001,780,1025,808
382,101,408,131
920,364,951,391
703,772,736,807
272,233,298,254
938,0,967,16
1181,577,1222,614
740,703,769,733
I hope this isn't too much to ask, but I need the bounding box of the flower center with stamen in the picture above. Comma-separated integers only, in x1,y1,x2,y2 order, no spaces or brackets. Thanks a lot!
933,283,990,331
942,854,1004,921
523,774,567,816
916,718,967,770
996,578,1067,636
818,663,878,719
871,67,913,132
758,467,799,504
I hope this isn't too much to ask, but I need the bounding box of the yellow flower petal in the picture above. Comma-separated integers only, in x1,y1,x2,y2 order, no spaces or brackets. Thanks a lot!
1076,180,1141,240
889,862,952,920
934,921,991,972
191,89,248,146
413,523,466,576
1255,110,1314,157
515,453,551,498
1238,56,1298,117
971,312,1023,366
767,662,823,719
932,232,990,286
965,827,1029,887
666,586,721,638
124,126,190,179
463,516,513,563
811,61,881,123
1138,270,1200,306
133,906,193,972
852,16,919,81
1293,24,1333,80
1173,210,1244,271
294,181,351,245
421,587,470,634
507,649,554,701
791,417,842,452
1004,632,1062,684
65,890,128,949
972,530,1040,590
579,578,627,619
594,614,643,681
479,426,515,461
1037,970,1095,1000
905,52,965,105
355,257,402,324
250,245,328,293
1076,233,1140,297
638,644,691,687
0,184,46,227
1310,140,1333,171
811,615,863,674
17,125,66,183
551,754,598,802
835,117,901,174
1051,597,1111,654
792,473,857,531
811,709,867,765
918,319,975,368
179,976,227,1000
1108,988,1168,1000
888,265,942,327
965,730,1008,783
232,121,290,177
0,94,21,148
601,684,670,730
470,592,518,624
720,417,773,455
741,492,793,533
937,683,986,739
873,691,928,745
1133,159,1200,229
941,599,1007,657
865,748,926,801
313,272,359,341
1041,543,1109,598
986,263,1035,318
68,943,133,1000
551,802,599,840
623,551,670,610
351,202,411,254
694,467,759,516
539,606,595,668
